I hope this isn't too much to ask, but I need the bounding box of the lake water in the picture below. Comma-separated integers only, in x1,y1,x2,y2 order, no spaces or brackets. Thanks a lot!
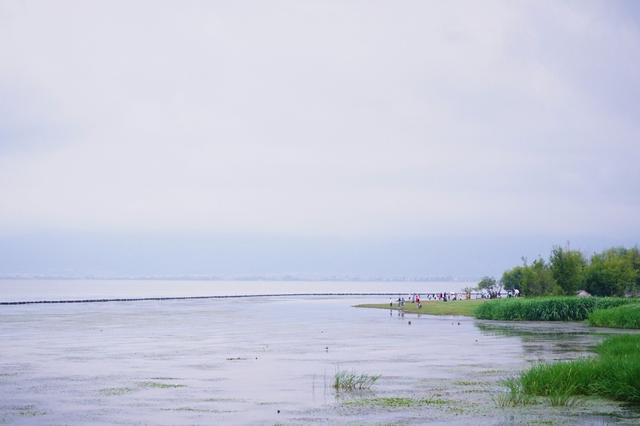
1,280,638,425
0,279,469,303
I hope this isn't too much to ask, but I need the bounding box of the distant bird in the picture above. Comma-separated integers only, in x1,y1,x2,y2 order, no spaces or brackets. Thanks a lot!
408,321,412,325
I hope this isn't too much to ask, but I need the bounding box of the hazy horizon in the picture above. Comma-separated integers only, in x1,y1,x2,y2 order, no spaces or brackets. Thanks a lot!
1,1,639,278
1,233,638,279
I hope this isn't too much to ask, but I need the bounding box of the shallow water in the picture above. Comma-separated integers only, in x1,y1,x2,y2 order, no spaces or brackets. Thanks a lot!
1,288,638,425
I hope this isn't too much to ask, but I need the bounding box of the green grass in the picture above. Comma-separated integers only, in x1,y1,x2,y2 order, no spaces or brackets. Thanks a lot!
356,300,484,316
474,297,633,321
588,303,640,329
518,334,640,403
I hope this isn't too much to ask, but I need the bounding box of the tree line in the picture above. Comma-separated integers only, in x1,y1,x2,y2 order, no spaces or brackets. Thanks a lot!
479,246,640,297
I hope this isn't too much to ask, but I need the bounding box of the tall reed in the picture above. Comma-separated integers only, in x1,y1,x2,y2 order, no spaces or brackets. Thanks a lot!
519,334,640,403
474,297,632,321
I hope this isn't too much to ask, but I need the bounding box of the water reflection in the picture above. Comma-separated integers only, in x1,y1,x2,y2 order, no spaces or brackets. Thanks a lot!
475,320,640,361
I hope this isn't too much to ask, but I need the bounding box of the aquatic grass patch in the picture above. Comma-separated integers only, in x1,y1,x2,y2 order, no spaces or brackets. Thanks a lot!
474,297,632,321
101,381,185,396
100,386,136,396
453,380,489,386
344,396,448,408
588,303,640,328
477,369,507,376
138,381,186,389
14,405,46,417
333,371,380,391
519,334,640,403
162,407,214,412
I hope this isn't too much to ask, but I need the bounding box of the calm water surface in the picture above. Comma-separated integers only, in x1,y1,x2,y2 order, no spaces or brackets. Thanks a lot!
0,281,638,425
0,279,469,302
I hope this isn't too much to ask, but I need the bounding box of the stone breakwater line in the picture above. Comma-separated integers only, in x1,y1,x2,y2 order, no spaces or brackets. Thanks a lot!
1,293,405,306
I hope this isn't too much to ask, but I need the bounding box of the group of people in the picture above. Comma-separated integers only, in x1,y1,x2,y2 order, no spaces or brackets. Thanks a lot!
390,292,465,307
388,289,520,307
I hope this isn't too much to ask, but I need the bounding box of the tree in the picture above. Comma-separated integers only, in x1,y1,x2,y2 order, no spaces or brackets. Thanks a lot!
477,276,502,299
501,265,526,292
463,287,475,299
519,258,561,297
488,244,640,298
624,246,640,295
549,247,586,295
584,248,637,296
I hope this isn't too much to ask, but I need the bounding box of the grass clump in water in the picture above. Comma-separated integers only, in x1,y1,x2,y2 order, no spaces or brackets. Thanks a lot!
333,371,380,391
519,334,640,403
474,296,632,321
547,386,579,407
494,378,535,407
588,303,640,328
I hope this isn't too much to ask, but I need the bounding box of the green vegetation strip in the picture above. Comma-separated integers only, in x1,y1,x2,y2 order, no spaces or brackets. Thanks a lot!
356,300,484,317
474,296,632,321
518,334,640,403
588,303,640,329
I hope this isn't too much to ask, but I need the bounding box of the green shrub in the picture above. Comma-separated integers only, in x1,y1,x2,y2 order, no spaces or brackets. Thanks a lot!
519,334,640,403
588,304,640,329
474,297,632,321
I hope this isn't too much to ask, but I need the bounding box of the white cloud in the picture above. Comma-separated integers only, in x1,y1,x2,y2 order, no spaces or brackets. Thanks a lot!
0,0,638,237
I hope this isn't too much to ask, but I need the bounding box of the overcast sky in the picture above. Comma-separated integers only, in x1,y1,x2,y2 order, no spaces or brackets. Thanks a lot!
1,1,639,277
